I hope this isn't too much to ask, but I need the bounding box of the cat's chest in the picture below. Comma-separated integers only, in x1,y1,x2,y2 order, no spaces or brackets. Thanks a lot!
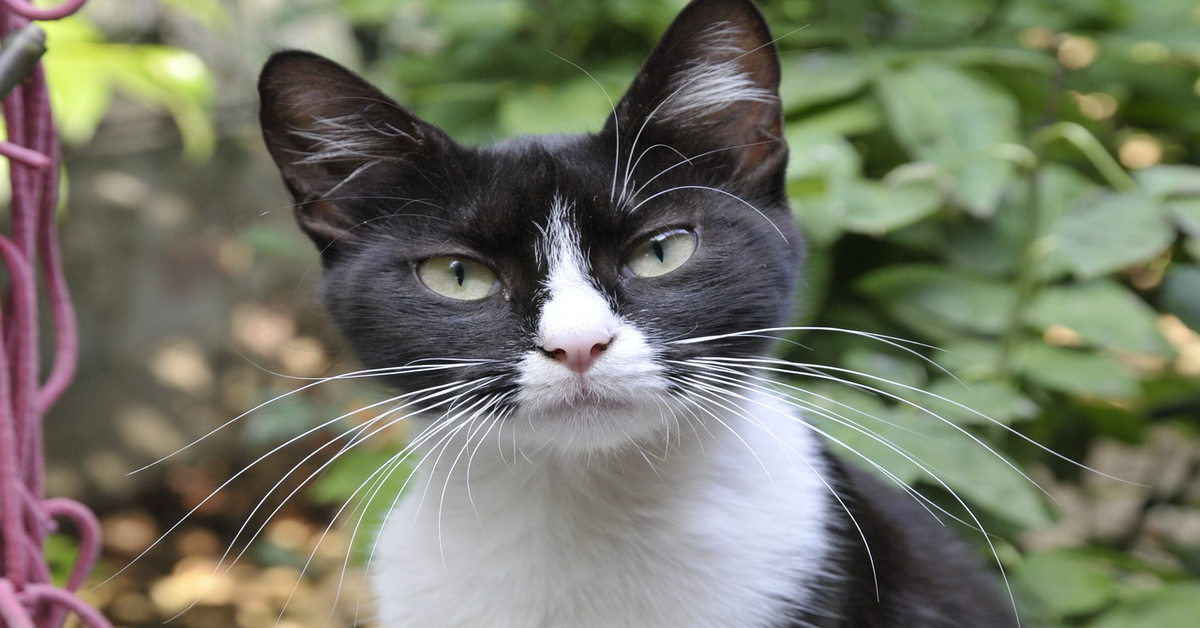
367,399,833,628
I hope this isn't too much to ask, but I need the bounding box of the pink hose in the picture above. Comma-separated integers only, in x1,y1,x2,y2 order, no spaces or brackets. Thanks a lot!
0,1,111,627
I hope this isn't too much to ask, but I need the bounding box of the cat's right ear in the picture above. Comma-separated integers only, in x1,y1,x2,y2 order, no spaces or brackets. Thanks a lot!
258,51,450,253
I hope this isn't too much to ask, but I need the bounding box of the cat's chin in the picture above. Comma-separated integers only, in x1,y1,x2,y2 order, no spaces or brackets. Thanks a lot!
508,393,680,455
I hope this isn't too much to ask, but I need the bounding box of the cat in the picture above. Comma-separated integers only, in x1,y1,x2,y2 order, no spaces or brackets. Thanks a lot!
257,0,1020,626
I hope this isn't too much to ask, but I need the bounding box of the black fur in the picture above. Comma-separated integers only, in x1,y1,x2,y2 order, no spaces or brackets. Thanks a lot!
258,0,1018,626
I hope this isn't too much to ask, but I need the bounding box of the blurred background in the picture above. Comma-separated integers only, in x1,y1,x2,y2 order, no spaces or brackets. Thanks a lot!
26,0,1200,626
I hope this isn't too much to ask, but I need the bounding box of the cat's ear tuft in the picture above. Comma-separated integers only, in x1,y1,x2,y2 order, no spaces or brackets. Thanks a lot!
609,0,785,189
258,51,449,251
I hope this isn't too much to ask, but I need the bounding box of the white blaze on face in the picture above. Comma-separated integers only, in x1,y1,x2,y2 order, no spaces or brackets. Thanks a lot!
514,197,670,451
537,199,620,374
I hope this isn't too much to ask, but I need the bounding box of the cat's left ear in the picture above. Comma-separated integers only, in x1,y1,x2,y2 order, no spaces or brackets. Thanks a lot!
259,51,455,253
607,0,785,191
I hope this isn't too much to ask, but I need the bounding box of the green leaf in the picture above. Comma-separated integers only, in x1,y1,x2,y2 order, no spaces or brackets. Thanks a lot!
786,126,862,181
885,0,999,34
790,191,844,246
786,126,860,244
924,378,1039,426
780,52,871,113
1089,582,1200,628
943,181,1035,276
309,447,413,505
1037,163,1103,223
41,17,215,159
1018,343,1139,399
841,346,928,393
841,177,943,235
791,96,886,136
932,339,1004,378
497,77,613,135
857,265,1018,338
1161,264,1200,332
310,447,415,559
1134,164,1200,198
875,63,1020,216
807,383,1050,528
800,384,925,486
1046,191,1174,279
1030,280,1172,355
1017,548,1117,617
42,18,113,145
44,534,81,588
1167,197,1200,236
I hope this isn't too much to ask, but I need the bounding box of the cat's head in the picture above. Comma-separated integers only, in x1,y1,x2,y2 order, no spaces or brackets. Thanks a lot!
258,0,800,454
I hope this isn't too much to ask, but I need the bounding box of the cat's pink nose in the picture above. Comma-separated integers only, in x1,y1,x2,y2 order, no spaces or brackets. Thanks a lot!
541,331,613,374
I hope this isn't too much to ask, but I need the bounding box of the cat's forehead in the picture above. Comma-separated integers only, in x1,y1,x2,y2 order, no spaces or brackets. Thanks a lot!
451,138,624,240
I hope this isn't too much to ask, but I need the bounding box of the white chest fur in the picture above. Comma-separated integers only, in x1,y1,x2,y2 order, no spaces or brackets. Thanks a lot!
368,391,833,628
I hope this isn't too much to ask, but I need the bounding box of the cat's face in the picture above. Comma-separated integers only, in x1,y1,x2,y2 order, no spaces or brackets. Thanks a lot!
259,0,799,453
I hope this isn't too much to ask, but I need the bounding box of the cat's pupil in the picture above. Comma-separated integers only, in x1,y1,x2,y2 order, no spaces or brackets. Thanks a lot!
450,260,465,286
652,241,665,263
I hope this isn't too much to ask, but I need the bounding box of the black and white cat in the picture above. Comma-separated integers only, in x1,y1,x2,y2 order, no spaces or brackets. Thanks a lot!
258,0,1019,626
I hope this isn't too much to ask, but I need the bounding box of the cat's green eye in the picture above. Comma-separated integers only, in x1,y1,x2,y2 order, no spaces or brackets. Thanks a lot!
417,256,499,300
624,229,697,278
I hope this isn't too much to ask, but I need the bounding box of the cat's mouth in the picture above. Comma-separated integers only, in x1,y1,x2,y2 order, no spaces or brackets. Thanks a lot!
547,380,635,412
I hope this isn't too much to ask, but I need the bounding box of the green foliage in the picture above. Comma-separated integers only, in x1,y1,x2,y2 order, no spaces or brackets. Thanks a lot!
43,533,81,588
259,0,1200,625
41,13,215,159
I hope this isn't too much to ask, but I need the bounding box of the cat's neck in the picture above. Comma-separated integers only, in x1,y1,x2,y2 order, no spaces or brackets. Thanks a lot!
370,389,838,628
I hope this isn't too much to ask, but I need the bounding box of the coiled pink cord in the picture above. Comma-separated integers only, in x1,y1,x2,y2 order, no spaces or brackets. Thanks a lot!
0,1,112,627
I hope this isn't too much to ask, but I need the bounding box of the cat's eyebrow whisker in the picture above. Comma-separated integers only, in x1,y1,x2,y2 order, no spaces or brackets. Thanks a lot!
298,205,449,287
628,138,788,204
621,142,693,206
628,184,786,240
282,194,449,216
616,23,778,207
543,51,623,205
